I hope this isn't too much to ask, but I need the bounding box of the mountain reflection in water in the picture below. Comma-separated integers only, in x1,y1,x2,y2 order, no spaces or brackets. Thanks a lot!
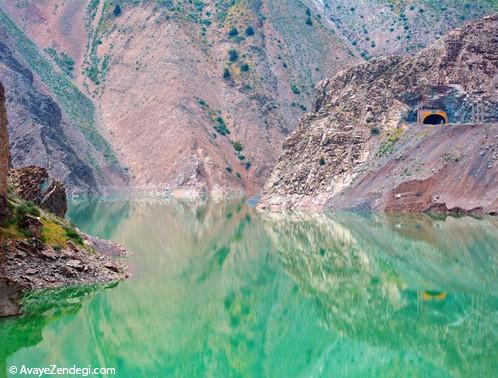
2,199,497,377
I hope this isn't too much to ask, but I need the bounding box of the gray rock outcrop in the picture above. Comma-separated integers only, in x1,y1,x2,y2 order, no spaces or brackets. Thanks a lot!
260,14,498,213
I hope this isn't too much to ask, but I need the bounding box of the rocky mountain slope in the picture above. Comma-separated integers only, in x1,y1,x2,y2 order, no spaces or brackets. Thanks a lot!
0,0,353,197
2,0,497,197
0,8,126,195
320,0,498,59
260,14,498,213
72,0,354,197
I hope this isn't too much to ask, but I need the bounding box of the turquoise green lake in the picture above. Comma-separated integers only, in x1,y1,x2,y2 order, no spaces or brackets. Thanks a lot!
1,199,498,377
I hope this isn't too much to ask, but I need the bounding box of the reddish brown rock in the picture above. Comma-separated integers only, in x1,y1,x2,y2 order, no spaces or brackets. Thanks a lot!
18,215,43,239
9,166,67,217
0,278,22,318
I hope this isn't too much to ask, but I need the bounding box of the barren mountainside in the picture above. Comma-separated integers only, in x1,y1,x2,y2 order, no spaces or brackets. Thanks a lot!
1,0,498,196
260,13,498,212
0,9,126,195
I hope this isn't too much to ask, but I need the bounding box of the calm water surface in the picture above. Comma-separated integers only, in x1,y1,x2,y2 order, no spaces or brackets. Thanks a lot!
1,199,498,377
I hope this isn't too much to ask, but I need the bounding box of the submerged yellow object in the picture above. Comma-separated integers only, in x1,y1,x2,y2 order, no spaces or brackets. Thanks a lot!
421,290,447,301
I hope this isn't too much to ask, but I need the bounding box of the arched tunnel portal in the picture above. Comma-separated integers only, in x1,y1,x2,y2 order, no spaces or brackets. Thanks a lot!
419,110,449,125
423,114,447,125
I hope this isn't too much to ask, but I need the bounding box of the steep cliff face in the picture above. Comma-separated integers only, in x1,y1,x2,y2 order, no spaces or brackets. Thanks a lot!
0,10,126,195
260,14,498,213
0,83,9,221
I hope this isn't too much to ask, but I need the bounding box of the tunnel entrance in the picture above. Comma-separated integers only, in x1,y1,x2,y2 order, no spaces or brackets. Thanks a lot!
423,114,447,125
418,109,448,125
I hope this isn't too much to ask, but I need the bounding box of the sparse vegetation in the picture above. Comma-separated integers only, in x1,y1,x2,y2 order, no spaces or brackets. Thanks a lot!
195,97,232,137
377,128,403,157
214,116,230,135
0,195,86,250
370,127,381,135
64,226,84,245
87,0,100,20
16,201,41,219
44,48,75,77
232,141,243,152
291,102,307,111
113,4,122,16
228,49,239,62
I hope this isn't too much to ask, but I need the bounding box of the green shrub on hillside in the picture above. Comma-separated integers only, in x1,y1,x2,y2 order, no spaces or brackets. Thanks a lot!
113,4,122,16
44,48,75,77
17,201,40,219
228,49,239,62
64,226,84,245
214,116,230,135
370,127,381,135
232,141,243,152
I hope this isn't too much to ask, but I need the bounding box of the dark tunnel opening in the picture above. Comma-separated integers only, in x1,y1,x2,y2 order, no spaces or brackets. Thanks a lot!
423,114,447,125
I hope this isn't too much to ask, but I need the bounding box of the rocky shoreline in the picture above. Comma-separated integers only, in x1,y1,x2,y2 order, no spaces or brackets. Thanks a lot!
0,233,129,318
0,82,129,318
